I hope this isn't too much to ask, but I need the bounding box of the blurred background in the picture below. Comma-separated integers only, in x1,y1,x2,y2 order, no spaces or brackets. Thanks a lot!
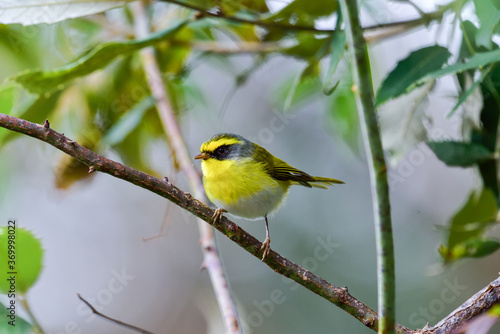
0,0,499,333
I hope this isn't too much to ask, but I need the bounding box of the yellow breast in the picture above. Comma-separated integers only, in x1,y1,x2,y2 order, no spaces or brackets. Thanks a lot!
201,157,290,218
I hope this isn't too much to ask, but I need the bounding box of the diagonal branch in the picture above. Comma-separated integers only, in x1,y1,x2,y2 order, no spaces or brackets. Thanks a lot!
0,113,409,333
419,276,500,334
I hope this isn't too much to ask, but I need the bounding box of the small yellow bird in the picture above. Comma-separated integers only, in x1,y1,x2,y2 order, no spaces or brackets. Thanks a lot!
194,133,344,260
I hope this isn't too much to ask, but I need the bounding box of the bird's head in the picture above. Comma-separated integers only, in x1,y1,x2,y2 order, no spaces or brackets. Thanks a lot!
194,133,254,162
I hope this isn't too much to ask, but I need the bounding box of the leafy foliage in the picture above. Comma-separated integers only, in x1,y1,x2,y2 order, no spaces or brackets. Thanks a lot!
376,46,451,106
427,141,493,167
0,227,43,294
439,189,499,262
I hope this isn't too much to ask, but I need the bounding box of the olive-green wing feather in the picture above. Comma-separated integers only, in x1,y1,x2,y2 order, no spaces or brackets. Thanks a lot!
253,144,344,188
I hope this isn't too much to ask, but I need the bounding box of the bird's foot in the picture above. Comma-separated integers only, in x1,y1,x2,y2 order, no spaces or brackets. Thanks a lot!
260,237,271,261
212,208,227,224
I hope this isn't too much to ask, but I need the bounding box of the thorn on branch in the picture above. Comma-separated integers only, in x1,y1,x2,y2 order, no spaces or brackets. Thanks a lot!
163,176,169,184
67,139,77,145
194,11,205,20
200,261,207,272
88,166,95,174
363,317,375,327
43,119,50,129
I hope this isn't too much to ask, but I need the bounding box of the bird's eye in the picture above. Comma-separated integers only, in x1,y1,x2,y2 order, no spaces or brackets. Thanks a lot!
215,145,229,159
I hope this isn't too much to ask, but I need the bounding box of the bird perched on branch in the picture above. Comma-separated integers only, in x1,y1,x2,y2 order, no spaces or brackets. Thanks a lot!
195,133,344,260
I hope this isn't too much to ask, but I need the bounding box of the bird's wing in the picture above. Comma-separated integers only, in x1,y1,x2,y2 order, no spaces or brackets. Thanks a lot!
253,144,344,187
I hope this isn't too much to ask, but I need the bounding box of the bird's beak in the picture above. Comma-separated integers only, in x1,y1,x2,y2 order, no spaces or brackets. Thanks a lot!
194,152,210,160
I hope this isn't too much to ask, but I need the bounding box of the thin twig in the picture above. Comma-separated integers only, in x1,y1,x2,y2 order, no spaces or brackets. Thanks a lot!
339,1,396,334
157,0,449,36
0,113,406,333
131,2,242,333
77,294,154,334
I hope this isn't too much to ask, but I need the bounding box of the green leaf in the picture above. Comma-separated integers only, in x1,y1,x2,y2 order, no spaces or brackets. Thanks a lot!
284,34,330,60
419,48,500,85
0,90,62,149
449,189,497,247
326,83,360,154
427,141,493,167
0,1,133,25
10,19,190,94
280,63,321,111
0,227,43,294
102,96,155,146
439,188,499,262
0,302,32,333
376,46,451,106
323,15,345,95
450,67,489,116
265,0,338,26
439,238,500,261
474,0,500,49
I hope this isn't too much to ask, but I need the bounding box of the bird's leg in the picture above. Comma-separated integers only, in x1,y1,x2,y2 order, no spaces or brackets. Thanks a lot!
212,208,227,224
260,216,271,260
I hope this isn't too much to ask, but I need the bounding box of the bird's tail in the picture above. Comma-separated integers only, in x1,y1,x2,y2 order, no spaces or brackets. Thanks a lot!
291,176,345,189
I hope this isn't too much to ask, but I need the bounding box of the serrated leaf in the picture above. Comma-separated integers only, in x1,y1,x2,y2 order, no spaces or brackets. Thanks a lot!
0,227,43,294
0,0,132,26
10,19,190,94
0,302,32,333
419,48,500,85
376,46,451,106
427,141,493,167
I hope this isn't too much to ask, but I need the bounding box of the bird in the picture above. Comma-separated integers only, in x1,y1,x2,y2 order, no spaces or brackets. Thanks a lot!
194,133,344,260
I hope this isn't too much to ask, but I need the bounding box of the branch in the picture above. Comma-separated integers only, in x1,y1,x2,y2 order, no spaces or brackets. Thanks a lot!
0,113,412,333
77,294,154,334
131,2,241,333
156,0,449,38
339,1,396,334
420,276,500,334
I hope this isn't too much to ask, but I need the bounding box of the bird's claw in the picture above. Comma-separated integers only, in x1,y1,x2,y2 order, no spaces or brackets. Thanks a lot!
260,237,271,261
212,208,227,224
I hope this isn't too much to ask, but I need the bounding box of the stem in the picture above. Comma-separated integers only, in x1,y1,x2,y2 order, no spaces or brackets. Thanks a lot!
338,1,396,334
19,295,44,334
131,2,242,333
